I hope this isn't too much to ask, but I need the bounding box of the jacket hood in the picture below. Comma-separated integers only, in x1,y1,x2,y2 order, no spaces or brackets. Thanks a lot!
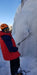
0,31,12,37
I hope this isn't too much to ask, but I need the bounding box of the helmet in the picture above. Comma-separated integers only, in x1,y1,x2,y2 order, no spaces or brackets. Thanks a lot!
1,24,8,30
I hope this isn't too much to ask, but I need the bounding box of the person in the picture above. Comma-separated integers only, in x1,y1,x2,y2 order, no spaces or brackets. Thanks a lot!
0,24,21,75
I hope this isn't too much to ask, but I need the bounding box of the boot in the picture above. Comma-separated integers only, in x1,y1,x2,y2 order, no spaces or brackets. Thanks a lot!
17,73,23,75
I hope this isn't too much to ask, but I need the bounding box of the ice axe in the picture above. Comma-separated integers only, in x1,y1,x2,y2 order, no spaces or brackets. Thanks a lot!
17,32,32,46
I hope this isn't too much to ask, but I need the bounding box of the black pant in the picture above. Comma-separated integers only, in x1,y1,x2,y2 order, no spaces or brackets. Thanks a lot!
10,57,20,75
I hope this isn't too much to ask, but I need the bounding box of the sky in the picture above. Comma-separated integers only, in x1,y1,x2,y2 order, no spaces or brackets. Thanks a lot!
0,0,21,25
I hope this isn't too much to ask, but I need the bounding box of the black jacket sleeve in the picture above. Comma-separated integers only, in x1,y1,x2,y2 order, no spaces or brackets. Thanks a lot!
1,35,18,52
9,47,18,52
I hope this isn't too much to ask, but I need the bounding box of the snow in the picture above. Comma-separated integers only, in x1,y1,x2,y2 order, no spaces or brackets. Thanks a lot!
0,48,11,75
20,56,37,75
13,0,37,75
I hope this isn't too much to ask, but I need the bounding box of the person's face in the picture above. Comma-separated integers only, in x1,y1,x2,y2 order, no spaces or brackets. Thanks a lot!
3,27,9,33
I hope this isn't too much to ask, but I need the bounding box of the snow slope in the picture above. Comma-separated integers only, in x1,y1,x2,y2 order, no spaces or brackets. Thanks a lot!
13,0,37,75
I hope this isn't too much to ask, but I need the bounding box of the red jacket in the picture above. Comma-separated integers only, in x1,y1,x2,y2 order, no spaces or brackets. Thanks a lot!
0,31,20,61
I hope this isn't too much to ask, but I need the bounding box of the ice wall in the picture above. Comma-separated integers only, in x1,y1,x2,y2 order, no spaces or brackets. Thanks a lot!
13,0,37,57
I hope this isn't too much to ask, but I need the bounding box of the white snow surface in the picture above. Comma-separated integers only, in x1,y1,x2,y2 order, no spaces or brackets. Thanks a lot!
0,48,11,75
13,0,37,75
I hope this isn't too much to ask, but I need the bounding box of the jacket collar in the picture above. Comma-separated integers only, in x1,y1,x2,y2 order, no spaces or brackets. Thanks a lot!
0,31,12,37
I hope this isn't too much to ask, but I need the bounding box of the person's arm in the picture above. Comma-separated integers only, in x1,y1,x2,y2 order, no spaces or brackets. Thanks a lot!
9,46,18,52
10,37,18,52
1,35,18,52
